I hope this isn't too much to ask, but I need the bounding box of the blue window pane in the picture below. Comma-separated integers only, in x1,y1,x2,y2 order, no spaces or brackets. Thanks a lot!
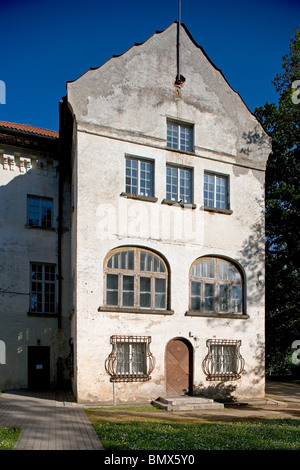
125,158,153,197
167,122,179,149
204,173,228,209
179,169,192,203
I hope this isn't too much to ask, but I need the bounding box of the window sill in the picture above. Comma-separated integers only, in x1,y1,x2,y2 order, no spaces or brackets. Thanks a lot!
205,373,242,381
203,206,233,215
27,312,58,318
162,199,196,209
165,146,196,156
185,310,249,319
120,192,158,203
109,375,151,383
98,306,174,315
25,225,56,231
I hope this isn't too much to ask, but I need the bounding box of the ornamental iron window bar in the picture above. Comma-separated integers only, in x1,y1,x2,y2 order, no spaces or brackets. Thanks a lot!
202,339,245,381
105,335,155,382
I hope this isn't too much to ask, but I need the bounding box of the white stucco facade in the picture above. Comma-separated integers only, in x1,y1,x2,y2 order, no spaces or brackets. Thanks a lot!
0,128,71,391
66,23,271,403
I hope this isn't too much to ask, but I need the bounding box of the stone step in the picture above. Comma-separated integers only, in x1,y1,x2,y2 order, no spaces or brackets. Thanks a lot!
152,396,224,411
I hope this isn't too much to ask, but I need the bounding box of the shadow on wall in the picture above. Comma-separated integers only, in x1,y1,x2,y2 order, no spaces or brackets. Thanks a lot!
238,198,266,310
193,381,237,401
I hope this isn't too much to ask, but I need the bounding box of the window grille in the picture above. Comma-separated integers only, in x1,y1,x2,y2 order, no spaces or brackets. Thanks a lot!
202,339,245,381
105,336,155,382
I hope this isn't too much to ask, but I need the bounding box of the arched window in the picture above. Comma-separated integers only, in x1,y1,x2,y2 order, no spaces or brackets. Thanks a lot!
103,247,170,312
189,257,244,315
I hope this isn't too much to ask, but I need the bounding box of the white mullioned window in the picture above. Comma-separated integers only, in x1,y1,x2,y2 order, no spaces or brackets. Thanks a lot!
30,263,56,314
125,156,154,197
166,165,193,203
167,121,193,152
204,172,229,210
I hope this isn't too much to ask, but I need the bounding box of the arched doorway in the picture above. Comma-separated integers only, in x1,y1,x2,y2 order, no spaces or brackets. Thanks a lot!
166,338,193,396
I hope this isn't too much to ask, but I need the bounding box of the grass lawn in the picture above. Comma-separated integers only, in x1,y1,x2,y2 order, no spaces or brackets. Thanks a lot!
86,407,300,451
0,427,21,450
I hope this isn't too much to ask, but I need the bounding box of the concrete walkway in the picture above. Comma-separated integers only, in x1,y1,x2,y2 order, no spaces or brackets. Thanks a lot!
0,381,299,450
0,390,103,450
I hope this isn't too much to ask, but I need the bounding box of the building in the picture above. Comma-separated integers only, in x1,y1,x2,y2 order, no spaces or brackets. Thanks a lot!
0,121,71,390
0,22,271,403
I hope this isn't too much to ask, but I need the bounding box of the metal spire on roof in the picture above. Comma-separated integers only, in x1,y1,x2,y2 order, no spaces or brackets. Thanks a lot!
175,0,185,86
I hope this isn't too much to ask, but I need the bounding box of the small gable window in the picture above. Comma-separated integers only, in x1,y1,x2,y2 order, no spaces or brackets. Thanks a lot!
167,120,193,152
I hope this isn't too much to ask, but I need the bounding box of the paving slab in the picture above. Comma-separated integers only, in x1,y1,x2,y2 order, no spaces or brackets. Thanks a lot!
0,390,103,450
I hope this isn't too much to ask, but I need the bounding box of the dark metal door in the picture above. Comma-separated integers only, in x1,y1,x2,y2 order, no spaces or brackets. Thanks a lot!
28,346,50,390
166,338,192,396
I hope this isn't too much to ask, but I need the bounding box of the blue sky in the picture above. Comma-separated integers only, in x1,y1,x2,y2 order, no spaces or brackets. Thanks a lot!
0,0,299,131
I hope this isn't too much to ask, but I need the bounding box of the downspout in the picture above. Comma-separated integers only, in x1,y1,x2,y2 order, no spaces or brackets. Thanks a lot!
57,156,62,329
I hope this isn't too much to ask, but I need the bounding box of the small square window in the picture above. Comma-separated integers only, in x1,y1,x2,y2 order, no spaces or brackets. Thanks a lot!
167,121,193,152
204,173,229,210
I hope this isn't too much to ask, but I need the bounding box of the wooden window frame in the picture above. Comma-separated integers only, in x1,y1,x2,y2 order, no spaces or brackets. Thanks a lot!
187,257,248,319
100,247,173,314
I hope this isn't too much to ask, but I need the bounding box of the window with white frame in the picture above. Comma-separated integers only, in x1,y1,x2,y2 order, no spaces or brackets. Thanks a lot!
27,196,53,228
166,165,193,203
125,157,154,197
204,172,229,210
30,263,56,314
202,339,245,380
104,247,169,311
167,121,193,152
190,257,243,315
105,335,155,382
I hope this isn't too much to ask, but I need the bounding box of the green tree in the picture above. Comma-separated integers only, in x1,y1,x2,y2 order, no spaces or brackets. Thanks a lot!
254,26,300,376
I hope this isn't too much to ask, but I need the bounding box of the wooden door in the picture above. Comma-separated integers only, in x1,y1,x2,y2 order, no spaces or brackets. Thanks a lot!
28,346,50,390
166,338,192,396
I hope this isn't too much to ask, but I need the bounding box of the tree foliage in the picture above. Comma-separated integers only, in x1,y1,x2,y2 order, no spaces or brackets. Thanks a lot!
254,26,300,375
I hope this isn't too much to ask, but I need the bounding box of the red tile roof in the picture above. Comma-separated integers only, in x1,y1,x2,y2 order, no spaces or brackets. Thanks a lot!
0,121,59,138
